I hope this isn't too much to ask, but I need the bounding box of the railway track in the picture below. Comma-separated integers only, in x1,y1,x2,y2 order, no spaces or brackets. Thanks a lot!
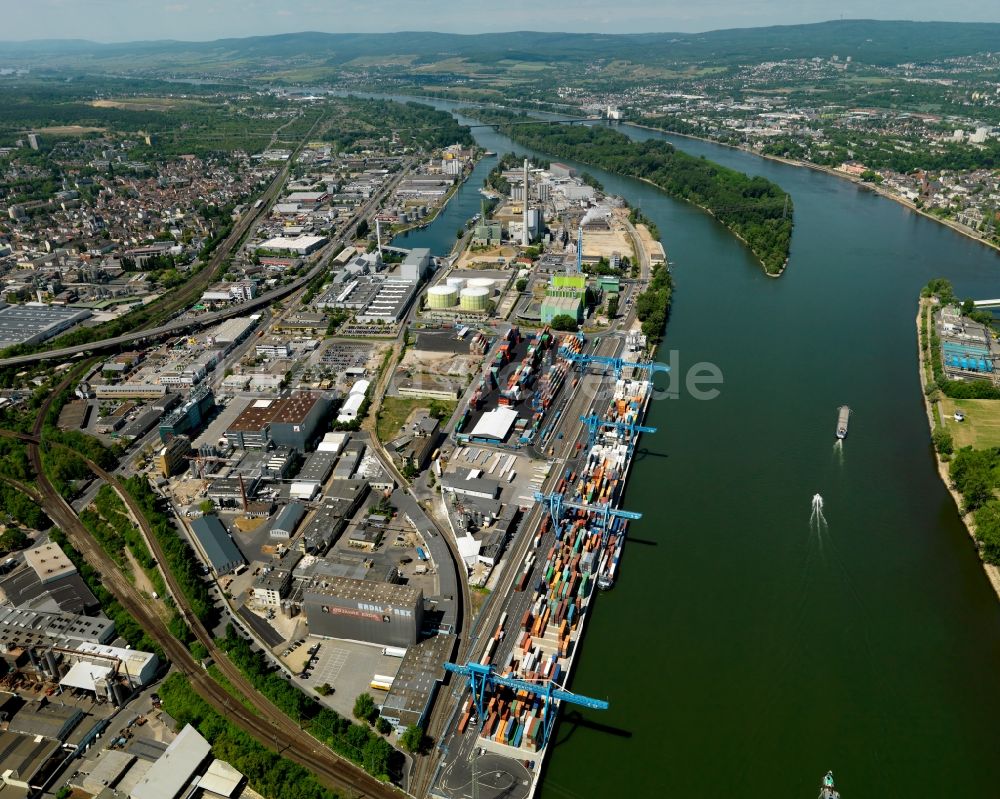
10,376,403,799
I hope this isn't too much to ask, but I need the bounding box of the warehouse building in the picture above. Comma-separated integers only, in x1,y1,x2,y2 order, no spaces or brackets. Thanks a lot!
269,502,306,540
131,725,212,799
380,635,456,733
303,577,423,648
189,516,246,576
440,472,501,500
295,451,337,486
0,731,62,795
0,565,99,616
256,235,328,256
0,304,92,348
225,394,329,450
0,608,115,650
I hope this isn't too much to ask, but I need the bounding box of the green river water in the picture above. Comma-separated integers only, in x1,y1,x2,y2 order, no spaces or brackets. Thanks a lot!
390,100,1000,798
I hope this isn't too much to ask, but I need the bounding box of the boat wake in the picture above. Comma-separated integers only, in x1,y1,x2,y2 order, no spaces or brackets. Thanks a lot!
833,438,844,465
810,493,828,549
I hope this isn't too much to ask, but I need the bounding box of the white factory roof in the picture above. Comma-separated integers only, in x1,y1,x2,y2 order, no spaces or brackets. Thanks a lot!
60,660,112,692
469,406,518,441
456,534,481,566
337,393,365,421
317,431,348,453
131,725,211,799
74,641,157,677
349,379,371,396
197,759,244,798
258,235,326,252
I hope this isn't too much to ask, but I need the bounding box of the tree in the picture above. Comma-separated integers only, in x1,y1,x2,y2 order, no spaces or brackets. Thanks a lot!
355,219,370,239
974,500,1000,564
353,692,377,724
516,278,528,292
962,298,976,316
198,499,214,515
549,314,579,332
375,717,392,735
315,683,334,697
0,528,29,554
932,426,954,456
607,295,619,318
401,724,426,753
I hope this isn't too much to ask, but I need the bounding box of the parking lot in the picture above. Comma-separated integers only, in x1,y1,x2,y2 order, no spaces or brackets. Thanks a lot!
296,638,403,718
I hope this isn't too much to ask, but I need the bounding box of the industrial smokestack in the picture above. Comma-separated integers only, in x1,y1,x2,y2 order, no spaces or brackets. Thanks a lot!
522,159,530,246
375,218,383,257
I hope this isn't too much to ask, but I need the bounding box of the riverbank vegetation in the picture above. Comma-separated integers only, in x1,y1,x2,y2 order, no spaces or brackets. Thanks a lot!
920,280,1000,567
468,110,793,275
636,263,674,343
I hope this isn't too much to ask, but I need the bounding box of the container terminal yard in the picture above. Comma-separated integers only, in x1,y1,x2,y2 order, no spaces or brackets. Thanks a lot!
431,328,662,799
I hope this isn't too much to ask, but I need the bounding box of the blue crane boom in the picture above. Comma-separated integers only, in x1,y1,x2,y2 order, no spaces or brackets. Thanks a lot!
557,349,670,381
578,413,657,449
444,661,608,748
533,491,641,532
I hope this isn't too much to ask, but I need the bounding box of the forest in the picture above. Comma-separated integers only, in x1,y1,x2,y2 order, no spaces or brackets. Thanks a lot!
473,112,794,275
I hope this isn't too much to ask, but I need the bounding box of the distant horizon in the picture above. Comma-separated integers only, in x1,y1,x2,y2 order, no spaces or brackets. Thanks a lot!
2,4,1000,45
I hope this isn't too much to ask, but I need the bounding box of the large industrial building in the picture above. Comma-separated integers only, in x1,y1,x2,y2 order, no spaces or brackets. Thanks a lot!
303,576,423,648
379,635,455,733
189,515,246,576
158,384,215,443
225,394,329,450
256,235,328,256
0,304,93,348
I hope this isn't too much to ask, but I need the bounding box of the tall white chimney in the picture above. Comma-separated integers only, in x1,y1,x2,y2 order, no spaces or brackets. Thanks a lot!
522,159,530,246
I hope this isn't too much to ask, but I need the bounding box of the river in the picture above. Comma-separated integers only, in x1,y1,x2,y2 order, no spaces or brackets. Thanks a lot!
385,97,1000,798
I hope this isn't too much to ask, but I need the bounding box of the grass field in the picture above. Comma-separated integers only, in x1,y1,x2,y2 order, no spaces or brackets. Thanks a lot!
376,397,427,443
939,397,1000,449
376,396,455,443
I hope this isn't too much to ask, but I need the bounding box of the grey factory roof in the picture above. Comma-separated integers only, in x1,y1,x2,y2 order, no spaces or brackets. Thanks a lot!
0,304,92,348
271,502,306,537
381,635,455,727
296,451,336,484
0,731,61,786
8,701,84,742
80,750,135,795
130,724,212,799
0,568,99,615
189,515,246,574
120,408,162,440
305,575,422,608
0,607,115,649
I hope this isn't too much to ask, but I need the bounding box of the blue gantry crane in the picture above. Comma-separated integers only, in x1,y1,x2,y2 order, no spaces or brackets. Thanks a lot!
558,349,670,381
579,413,657,449
444,661,608,749
533,491,642,531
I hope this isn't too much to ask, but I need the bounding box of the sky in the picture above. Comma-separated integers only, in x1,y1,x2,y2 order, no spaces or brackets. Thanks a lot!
3,0,999,42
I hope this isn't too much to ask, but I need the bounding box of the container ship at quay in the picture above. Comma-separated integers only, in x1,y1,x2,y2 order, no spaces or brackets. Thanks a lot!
436,332,655,798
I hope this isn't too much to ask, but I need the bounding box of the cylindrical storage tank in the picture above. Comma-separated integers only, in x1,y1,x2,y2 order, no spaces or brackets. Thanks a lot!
446,276,465,289
468,277,495,291
427,285,459,308
460,287,490,311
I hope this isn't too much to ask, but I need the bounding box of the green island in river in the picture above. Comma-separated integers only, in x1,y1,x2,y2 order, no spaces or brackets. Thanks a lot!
467,109,794,275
